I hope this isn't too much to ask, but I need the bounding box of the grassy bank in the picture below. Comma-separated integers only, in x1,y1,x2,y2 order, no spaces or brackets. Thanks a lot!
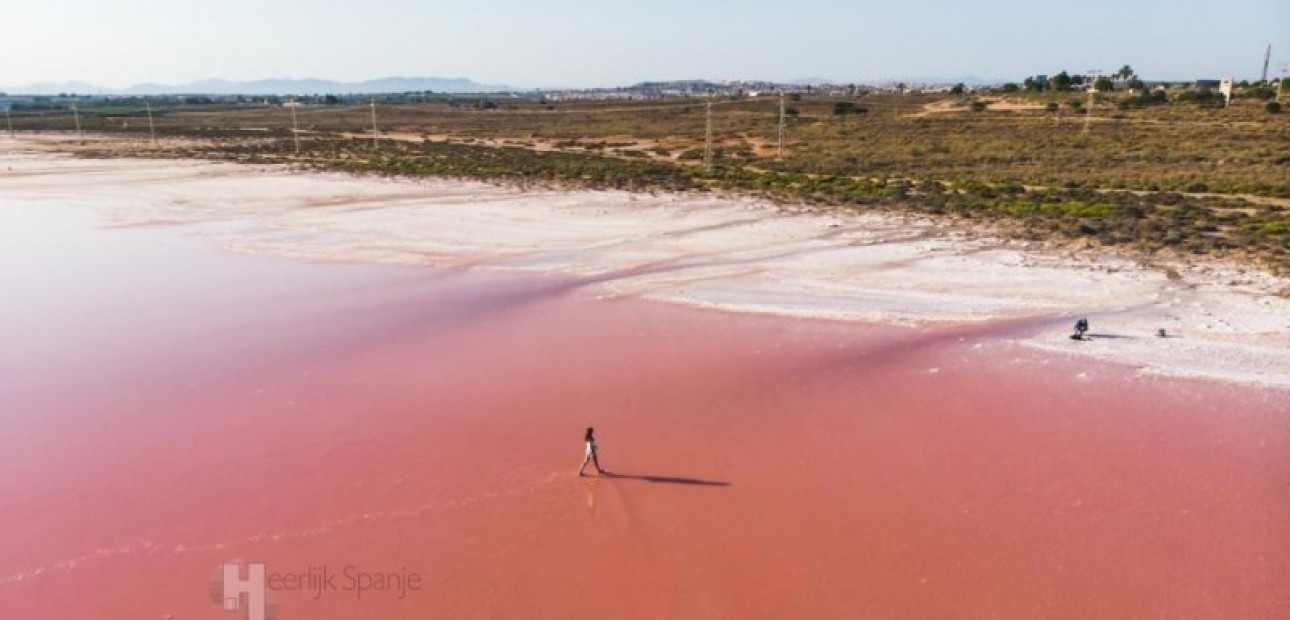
15,91,1290,198
21,91,1286,274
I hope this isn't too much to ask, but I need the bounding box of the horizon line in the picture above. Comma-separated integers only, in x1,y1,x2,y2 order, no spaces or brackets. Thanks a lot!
3,71,1272,96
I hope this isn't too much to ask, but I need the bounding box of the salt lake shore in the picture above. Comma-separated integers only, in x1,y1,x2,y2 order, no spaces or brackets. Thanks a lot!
3,139,1288,388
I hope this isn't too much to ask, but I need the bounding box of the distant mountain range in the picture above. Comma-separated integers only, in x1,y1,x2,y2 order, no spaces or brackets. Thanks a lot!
0,77,513,96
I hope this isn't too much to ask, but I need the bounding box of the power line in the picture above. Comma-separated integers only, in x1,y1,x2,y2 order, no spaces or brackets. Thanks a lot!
290,100,301,154
777,90,786,161
71,102,83,143
703,93,713,171
145,101,157,146
1083,70,1100,135
1279,63,1288,102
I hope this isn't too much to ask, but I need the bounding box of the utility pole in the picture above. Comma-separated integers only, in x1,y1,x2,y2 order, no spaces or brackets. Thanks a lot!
703,92,713,172
1083,70,1100,135
4,107,12,138
369,98,379,151
1279,63,1288,102
145,101,157,146
71,102,83,143
777,90,786,161
1262,44,1272,83
290,100,301,154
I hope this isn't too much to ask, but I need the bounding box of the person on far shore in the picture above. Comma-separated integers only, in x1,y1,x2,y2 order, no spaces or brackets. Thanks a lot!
1072,318,1089,340
578,427,606,477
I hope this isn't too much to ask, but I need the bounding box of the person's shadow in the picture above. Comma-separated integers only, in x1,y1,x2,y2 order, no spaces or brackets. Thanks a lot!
599,471,731,487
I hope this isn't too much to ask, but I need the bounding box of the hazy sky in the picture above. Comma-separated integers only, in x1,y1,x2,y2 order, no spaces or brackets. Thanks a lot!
3,0,1287,88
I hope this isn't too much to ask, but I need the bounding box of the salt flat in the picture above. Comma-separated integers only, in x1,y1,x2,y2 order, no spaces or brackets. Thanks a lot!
3,142,1287,387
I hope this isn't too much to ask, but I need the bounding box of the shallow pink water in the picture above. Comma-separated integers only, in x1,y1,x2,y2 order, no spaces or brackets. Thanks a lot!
1,203,1287,618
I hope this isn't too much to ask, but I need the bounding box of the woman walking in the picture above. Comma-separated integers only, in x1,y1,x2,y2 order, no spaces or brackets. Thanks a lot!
578,427,606,476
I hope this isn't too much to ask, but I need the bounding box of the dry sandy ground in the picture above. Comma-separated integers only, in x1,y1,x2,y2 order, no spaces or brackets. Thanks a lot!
2,137,1287,388
912,98,1051,116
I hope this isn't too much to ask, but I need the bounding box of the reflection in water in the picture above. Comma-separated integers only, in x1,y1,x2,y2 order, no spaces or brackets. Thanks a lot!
582,476,598,515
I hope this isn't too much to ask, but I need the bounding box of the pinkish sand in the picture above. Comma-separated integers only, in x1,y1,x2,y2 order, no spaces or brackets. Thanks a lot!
1,152,1289,618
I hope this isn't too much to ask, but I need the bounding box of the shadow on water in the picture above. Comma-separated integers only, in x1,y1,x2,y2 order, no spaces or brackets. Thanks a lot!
599,472,731,487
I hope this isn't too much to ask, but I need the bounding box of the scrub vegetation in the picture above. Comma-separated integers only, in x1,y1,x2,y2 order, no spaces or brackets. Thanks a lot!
20,87,1289,273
